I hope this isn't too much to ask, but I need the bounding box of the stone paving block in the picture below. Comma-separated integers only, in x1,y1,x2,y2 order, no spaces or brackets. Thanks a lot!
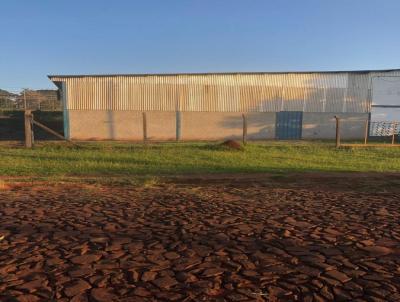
0,179,399,301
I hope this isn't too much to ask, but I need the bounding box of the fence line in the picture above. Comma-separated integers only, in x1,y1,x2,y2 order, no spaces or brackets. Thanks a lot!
0,88,62,111
336,117,400,148
369,121,399,137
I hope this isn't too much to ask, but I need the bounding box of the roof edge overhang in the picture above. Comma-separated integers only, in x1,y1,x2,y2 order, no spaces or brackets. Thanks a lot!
48,68,400,80
49,80,63,90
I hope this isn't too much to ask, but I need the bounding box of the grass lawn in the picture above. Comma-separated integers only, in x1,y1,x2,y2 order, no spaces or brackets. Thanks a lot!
0,141,399,178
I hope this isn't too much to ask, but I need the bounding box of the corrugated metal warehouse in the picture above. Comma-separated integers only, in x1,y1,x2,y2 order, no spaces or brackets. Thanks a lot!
48,69,400,141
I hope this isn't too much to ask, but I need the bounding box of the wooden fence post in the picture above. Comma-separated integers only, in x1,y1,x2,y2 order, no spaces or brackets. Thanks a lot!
364,119,369,145
142,112,147,143
335,116,340,148
24,110,33,148
242,113,247,145
392,122,396,145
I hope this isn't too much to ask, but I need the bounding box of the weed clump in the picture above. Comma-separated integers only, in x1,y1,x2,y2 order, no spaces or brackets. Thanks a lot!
221,140,244,151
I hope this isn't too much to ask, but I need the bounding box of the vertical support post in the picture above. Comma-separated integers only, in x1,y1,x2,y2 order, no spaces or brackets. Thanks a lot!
392,122,396,145
335,116,341,148
364,119,369,145
23,90,27,110
142,112,147,143
24,110,33,148
242,113,247,145
176,111,181,141
31,113,35,146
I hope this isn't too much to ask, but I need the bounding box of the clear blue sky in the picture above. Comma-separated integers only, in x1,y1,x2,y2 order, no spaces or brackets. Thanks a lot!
1,0,399,89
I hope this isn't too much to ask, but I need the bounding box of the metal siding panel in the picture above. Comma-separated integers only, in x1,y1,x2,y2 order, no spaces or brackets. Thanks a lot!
49,71,398,113
276,111,302,139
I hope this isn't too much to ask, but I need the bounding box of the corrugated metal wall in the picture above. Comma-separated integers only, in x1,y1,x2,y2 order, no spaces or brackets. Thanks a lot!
50,71,400,113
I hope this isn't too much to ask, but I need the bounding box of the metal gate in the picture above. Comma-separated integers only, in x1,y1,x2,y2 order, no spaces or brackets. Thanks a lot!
275,111,303,140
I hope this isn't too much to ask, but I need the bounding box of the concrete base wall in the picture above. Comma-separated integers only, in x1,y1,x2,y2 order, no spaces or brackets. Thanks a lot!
68,110,143,140
68,110,276,141
181,112,275,140
302,113,369,139
146,111,176,140
67,110,369,141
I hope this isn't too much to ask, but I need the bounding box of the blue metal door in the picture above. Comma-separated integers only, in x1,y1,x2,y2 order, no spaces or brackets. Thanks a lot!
276,111,303,140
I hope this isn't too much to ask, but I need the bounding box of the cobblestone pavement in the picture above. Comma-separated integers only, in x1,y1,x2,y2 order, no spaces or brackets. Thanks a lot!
0,176,400,301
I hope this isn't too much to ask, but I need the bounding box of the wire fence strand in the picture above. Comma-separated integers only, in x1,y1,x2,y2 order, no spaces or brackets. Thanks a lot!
0,88,62,111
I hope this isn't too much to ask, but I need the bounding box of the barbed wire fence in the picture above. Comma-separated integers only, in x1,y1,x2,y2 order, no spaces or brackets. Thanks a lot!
0,87,64,142
334,118,400,147
0,87,62,111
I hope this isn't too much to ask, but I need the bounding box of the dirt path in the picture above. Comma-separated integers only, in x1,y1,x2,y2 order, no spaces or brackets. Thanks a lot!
0,175,399,301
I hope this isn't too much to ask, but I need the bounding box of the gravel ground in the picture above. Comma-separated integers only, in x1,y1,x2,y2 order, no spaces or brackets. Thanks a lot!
0,176,399,301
